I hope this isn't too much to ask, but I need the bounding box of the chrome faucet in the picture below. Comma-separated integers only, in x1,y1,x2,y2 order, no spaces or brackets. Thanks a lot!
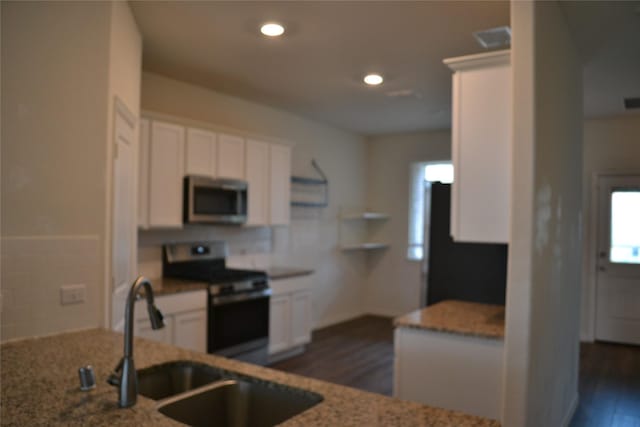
108,276,164,408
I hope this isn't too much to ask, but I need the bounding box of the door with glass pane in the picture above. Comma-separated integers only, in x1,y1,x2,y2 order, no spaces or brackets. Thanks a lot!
595,175,640,345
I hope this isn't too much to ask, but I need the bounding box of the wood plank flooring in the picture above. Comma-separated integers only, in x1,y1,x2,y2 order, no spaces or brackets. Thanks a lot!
270,315,394,396
570,341,640,427
270,315,640,426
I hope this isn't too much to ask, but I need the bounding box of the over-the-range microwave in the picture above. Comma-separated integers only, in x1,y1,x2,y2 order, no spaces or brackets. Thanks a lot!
183,175,247,225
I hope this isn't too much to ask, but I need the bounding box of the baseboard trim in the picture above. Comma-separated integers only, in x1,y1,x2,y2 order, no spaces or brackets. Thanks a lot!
313,311,365,330
561,393,579,427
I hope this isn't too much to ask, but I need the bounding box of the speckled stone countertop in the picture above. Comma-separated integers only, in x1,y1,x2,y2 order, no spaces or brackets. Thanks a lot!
267,267,314,280
1,329,500,426
151,277,208,296
393,300,505,340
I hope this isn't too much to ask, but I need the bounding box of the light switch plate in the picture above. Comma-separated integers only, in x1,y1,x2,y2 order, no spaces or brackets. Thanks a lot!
60,284,86,305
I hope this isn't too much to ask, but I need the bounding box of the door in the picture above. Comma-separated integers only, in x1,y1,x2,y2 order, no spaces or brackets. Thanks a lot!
149,121,184,227
245,139,269,226
217,133,245,180
111,99,137,331
291,290,312,346
185,128,217,177
269,144,291,225
595,174,640,345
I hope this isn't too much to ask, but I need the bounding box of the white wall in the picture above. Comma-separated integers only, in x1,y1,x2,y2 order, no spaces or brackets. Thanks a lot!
1,2,110,341
365,130,451,316
0,1,142,341
139,72,369,329
503,1,583,426
580,116,640,341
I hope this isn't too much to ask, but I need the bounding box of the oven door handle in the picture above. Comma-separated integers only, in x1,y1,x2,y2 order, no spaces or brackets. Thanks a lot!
211,288,272,306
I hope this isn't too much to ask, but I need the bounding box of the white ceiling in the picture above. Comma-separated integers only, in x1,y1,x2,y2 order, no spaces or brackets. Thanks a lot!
130,1,639,136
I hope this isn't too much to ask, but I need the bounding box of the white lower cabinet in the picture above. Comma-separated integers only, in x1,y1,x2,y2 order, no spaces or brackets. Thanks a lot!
268,275,312,361
394,326,503,420
134,290,207,353
268,295,291,355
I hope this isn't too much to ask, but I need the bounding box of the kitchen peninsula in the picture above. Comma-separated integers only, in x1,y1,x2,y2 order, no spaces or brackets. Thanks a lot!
394,300,505,421
1,329,500,426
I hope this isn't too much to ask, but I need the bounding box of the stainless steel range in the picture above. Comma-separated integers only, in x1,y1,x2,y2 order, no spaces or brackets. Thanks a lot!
162,241,270,365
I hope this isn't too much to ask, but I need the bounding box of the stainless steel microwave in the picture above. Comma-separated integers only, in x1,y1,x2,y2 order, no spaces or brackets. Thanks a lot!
183,175,247,225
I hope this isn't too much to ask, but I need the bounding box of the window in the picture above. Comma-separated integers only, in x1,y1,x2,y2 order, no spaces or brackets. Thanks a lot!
407,162,453,261
610,190,640,264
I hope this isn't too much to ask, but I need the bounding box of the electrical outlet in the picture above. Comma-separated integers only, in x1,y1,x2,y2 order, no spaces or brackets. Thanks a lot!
60,284,86,305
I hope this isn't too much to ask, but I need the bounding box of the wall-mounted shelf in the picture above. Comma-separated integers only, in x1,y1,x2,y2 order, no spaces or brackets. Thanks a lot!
291,159,328,207
340,243,390,251
338,207,390,252
341,212,390,220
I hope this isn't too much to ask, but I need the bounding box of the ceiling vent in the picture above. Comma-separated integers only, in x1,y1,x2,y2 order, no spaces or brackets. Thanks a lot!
624,97,640,110
473,26,511,49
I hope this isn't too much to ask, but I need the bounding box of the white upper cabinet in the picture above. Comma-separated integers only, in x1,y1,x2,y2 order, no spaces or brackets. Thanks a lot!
148,120,185,228
185,128,217,177
269,144,291,226
217,133,245,180
245,139,270,226
444,50,511,243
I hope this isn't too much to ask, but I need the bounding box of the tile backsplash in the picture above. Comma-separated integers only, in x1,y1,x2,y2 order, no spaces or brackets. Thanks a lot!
137,225,273,278
1,236,102,342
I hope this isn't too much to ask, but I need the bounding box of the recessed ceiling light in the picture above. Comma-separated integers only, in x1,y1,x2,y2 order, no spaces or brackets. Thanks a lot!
364,74,384,86
260,22,285,37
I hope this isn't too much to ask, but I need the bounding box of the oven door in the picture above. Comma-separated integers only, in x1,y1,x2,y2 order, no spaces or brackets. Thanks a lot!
208,290,270,357
184,176,247,224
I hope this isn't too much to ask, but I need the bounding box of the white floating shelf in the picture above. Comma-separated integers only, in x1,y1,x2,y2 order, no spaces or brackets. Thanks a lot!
340,243,390,251
341,212,390,220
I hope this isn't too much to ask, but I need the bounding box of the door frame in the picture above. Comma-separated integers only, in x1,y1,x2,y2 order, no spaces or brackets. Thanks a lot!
585,170,640,342
105,97,138,330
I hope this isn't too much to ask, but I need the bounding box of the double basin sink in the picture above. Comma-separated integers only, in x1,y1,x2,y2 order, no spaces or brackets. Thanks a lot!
137,360,323,426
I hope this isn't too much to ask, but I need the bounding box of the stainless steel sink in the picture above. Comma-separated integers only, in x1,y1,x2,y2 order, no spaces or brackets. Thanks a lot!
157,379,324,427
137,360,225,400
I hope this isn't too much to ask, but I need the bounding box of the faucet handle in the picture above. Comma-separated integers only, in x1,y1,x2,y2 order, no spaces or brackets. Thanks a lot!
107,357,124,386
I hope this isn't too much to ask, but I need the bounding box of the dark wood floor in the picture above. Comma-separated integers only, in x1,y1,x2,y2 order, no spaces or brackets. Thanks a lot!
270,315,395,396
570,341,640,427
270,315,640,426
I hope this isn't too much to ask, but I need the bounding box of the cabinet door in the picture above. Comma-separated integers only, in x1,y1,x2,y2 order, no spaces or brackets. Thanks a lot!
450,59,510,243
136,315,174,345
173,309,207,353
245,139,269,226
269,144,291,225
138,118,150,228
269,295,291,355
185,128,217,177
290,290,312,346
149,121,185,228
217,133,245,180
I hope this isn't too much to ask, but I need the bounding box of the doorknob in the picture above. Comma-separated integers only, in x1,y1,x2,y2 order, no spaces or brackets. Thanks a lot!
598,266,606,272
599,251,606,258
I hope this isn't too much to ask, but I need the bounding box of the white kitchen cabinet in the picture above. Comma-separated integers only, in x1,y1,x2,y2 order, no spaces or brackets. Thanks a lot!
137,118,150,228
173,309,207,352
290,290,312,346
136,315,174,345
268,275,312,361
444,50,511,243
268,295,291,355
147,121,185,228
394,326,503,420
245,139,269,226
185,128,217,178
134,289,207,353
269,144,291,226
217,133,245,180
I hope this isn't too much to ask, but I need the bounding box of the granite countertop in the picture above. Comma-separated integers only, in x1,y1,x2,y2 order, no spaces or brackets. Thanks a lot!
267,267,314,280
150,277,208,296
393,300,505,340
1,329,500,426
